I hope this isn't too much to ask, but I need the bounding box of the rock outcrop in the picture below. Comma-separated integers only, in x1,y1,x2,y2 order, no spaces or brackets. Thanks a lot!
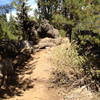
34,37,69,52
37,19,60,38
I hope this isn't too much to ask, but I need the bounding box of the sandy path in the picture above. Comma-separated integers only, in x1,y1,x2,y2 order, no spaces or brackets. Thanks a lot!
8,48,62,100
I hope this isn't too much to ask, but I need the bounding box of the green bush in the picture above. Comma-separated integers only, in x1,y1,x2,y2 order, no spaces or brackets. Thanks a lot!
59,29,66,37
52,14,67,29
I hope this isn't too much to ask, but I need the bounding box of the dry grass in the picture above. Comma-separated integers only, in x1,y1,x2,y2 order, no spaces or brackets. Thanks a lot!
51,43,85,75
50,43,100,100
91,93,100,100
49,43,87,89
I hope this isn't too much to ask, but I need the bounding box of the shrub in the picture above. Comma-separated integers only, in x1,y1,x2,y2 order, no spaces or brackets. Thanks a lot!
49,43,88,89
52,14,67,29
59,29,66,37
50,43,100,91
51,43,86,75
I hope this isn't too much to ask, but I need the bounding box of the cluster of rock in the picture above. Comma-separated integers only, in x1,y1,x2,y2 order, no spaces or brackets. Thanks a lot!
0,39,33,58
30,19,60,43
34,37,69,52
31,19,69,51
0,39,33,88
37,20,60,38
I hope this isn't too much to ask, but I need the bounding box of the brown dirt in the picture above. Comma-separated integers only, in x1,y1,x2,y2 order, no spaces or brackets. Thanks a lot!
7,48,62,100
3,43,95,100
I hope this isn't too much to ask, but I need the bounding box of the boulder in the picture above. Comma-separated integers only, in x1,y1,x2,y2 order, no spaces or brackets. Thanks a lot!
47,28,59,38
38,19,60,38
34,37,69,51
19,40,33,55
0,39,34,58
0,58,14,87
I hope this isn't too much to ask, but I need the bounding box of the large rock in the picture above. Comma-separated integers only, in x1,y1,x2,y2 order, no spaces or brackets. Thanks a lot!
19,40,33,55
34,37,69,51
0,58,14,87
29,20,39,44
47,28,59,38
0,39,34,58
38,19,60,38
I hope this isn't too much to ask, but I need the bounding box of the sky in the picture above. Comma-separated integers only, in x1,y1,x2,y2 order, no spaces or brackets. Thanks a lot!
0,0,37,7
0,0,38,20
0,0,37,10
0,0,13,5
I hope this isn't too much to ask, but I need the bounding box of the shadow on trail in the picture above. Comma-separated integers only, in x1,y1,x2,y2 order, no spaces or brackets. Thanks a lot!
0,56,35,99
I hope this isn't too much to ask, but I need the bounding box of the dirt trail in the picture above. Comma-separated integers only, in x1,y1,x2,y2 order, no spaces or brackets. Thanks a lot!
8,48,62,100
4,42,94,100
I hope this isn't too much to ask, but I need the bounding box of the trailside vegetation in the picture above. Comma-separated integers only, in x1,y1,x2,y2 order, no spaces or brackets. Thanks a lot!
37,0,100,90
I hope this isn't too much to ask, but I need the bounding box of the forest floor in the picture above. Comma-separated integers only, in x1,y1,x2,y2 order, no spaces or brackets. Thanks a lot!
2,43,96,100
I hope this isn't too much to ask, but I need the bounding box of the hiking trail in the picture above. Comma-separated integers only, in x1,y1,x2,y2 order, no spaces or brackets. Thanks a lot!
8,47,62,100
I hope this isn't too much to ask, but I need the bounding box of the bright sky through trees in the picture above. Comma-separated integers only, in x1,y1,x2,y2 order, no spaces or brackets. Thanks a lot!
0,0,13,5
0,0,37,11
0,0,38,21
0,0,37,6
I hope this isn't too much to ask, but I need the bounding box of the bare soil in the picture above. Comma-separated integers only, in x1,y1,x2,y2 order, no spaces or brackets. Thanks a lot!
2,44,95,100
6,48,62,100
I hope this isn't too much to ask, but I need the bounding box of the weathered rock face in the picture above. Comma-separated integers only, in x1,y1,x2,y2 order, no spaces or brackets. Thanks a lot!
29,20,39,44
0,39,34,87
38,19,60,38
19,40,33,55
47,28,59,38
0,39,19,58
0,39,34,58
34,37,69,51
0,58,14,87
27,19,60,42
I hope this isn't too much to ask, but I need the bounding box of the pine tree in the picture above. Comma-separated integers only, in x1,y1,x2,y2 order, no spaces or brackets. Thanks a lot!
13,0,31,40
0,4,12,39
37,0,63,20
37,0,100,79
